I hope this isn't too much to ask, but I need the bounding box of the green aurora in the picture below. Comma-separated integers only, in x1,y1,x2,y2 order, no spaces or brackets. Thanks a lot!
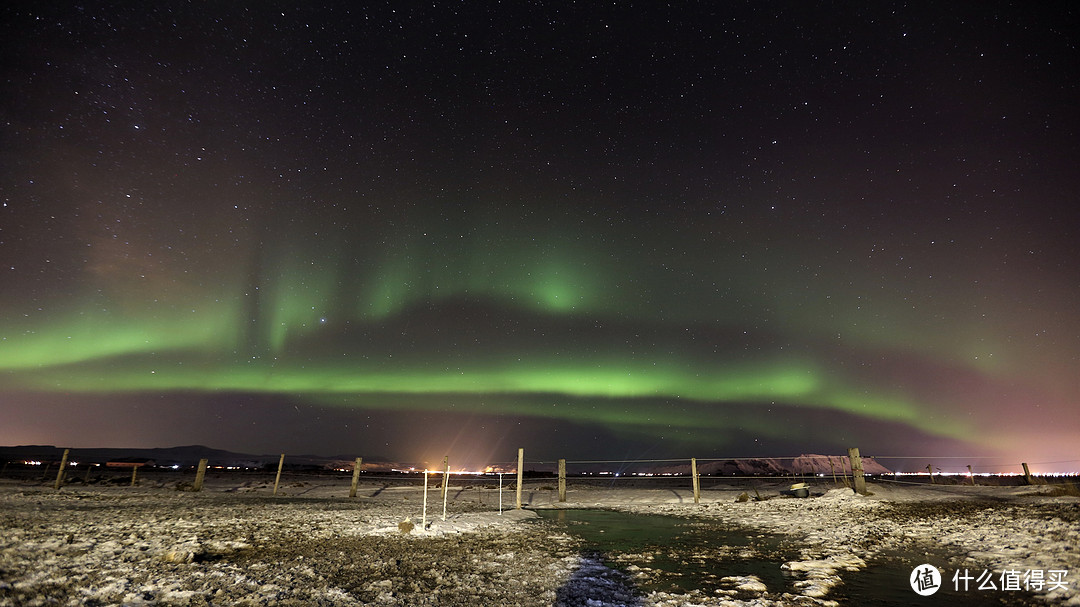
2,2,1078,470
0,217,1040,455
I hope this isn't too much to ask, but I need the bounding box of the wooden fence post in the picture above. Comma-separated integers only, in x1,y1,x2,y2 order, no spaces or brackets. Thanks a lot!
442,456,450,521
193,458,208,492
967,464,976,486
422,470,429,528
558,458,566,502
691,457,700,504
848,447,866,495
54,449,70,490
515,448,524,509
441,456,450,501
1022,462,1033,485
349,457,363,498
83,463,94,484
272,453,285,495
926,464,935,484
130,465,138,487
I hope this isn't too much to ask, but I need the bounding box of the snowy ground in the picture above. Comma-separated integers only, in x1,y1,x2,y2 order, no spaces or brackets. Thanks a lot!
1,472,1077,606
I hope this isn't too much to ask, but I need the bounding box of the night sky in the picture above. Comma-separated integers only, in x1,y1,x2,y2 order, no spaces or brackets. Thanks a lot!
2,2,1078,472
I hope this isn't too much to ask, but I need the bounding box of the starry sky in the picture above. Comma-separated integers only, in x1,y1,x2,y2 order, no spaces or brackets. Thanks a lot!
2,2,1078,472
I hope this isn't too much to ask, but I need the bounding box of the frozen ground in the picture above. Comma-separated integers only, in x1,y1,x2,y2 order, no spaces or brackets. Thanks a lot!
1,472,1077,606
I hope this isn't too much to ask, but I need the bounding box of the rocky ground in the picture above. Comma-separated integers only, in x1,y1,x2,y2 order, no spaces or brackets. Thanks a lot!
1,472,1077,606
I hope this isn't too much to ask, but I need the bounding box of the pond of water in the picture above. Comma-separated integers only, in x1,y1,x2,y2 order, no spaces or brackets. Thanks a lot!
536,509,1037,605
836,551,1042,606
535,508,797,595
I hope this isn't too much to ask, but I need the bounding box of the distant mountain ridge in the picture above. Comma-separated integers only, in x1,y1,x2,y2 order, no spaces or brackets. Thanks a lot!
652,454,892,476
0,445,391,469
2,446,892,476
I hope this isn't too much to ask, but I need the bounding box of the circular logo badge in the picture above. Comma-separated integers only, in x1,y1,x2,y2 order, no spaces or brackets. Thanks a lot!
910,563,942,596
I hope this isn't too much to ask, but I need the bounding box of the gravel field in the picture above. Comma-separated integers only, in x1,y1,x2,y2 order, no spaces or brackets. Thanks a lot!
2,473,1078,606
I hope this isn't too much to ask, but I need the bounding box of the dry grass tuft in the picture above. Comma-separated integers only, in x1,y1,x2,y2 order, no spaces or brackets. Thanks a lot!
1043,481,1080,498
